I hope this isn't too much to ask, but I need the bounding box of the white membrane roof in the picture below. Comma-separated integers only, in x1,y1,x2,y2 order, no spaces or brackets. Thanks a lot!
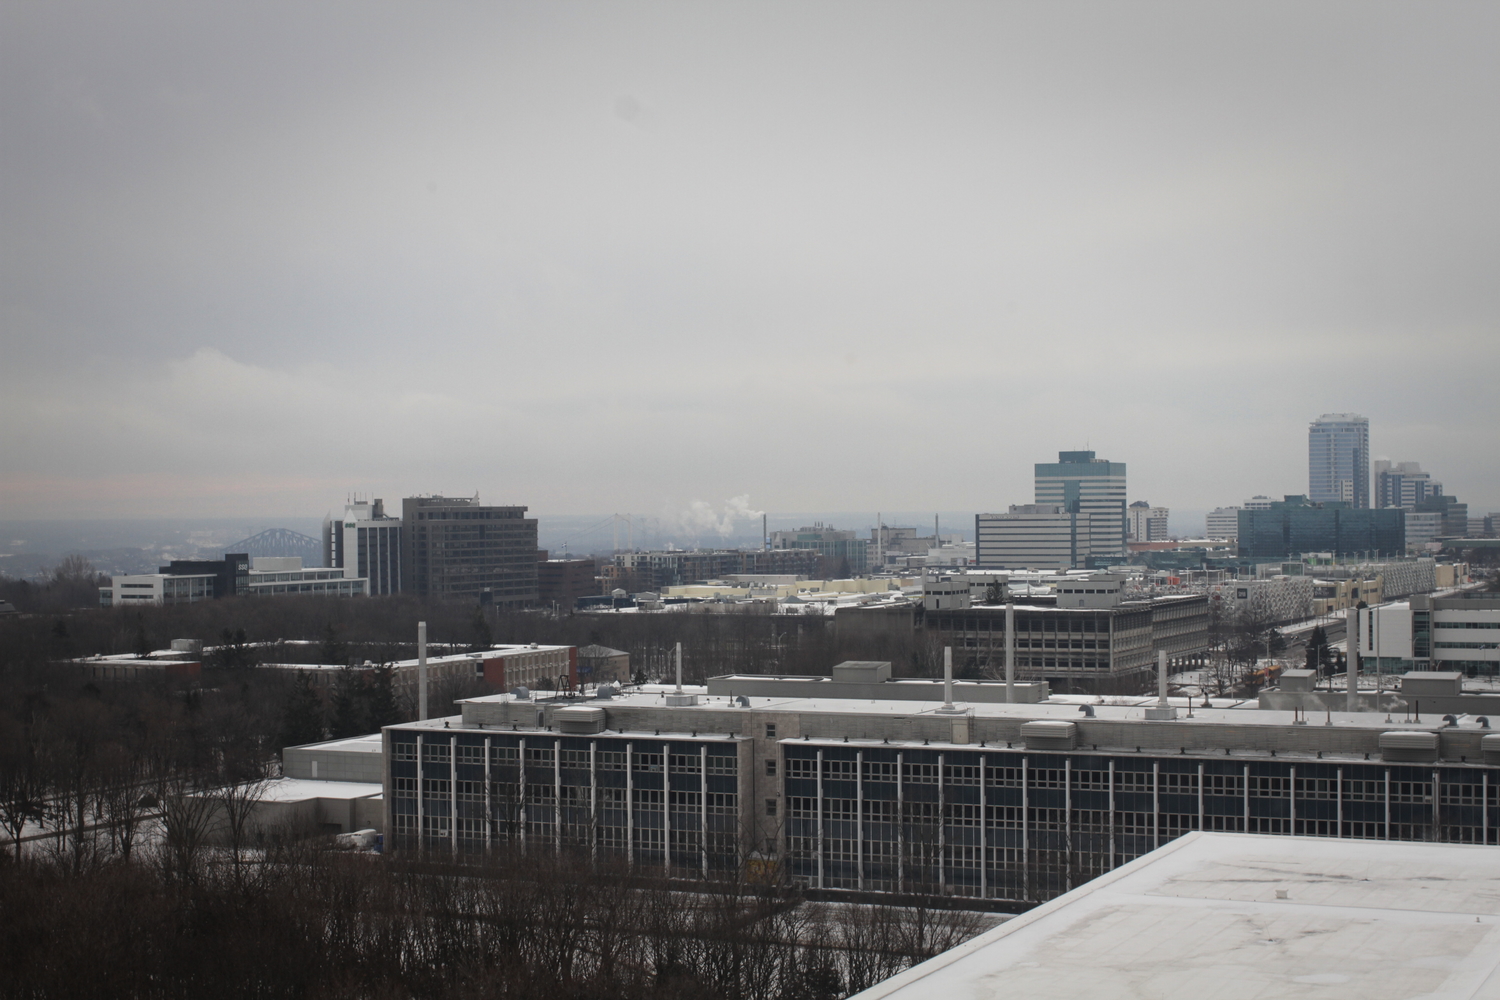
851,831,1500,1000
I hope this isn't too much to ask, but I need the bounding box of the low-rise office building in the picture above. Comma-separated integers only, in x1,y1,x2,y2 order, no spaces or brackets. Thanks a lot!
975,506,1111,571
921,586,1208,687
277,643,579,701
1237,497,1405,558
100,554,367,606
1358,594,1500,677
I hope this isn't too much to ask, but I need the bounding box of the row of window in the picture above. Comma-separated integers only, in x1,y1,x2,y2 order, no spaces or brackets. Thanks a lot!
781,760,1454,802
396,740,736,774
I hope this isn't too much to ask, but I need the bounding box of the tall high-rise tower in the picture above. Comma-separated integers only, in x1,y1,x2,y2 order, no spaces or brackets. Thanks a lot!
1034,451,1127,558
1308,414,1370,508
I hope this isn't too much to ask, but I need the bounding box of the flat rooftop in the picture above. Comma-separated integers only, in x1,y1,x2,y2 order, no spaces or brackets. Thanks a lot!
852,832,1500,1000
287,733,383,754
255,778,383,802
458,688,1480,735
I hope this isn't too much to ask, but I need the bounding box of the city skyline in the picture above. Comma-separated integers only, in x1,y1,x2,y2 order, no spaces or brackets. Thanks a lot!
4,4,1498,522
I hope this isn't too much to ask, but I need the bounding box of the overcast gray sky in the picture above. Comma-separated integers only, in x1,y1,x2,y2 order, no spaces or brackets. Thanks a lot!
3,2,1497,526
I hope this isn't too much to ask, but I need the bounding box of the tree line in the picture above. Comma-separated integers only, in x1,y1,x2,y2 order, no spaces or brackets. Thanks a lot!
0,841,988,1000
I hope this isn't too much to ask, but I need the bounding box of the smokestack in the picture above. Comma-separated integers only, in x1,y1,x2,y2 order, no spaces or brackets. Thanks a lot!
418,621,428,721
665,640,698,706
1146,648,1178,720
943,646,954,711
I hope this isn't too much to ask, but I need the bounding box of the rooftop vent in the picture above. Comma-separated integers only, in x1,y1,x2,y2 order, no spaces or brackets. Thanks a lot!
1021,720,1078,751
511,686,531,701
1483,733,1500,766
1379,730,1439,763
554,706,606,735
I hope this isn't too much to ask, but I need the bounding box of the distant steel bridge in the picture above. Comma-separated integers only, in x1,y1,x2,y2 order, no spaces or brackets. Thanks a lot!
224,528,323,566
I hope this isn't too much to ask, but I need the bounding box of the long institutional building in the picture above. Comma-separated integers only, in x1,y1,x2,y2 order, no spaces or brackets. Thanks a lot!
319,648,1500,906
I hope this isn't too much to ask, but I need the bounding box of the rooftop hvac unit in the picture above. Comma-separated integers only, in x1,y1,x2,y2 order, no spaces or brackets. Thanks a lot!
554,706,607,735
1379,730,1439,763
1020,720,1078,751
1482,733,1500,766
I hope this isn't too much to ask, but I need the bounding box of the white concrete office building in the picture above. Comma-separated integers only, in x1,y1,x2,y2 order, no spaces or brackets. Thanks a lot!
1205,506,1241,540
975,505,1106,571
325,498,402,596
1126,502,1169,542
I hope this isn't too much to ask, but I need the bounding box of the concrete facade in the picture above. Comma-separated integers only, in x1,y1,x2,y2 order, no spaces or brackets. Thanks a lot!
401,496,538,606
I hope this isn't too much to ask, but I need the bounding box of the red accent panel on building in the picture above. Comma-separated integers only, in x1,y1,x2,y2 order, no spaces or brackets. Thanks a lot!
482,658,507,690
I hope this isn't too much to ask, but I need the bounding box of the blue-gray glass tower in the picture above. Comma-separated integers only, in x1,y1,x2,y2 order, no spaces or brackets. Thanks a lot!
1309,414,1370,508
1034,451,1126,558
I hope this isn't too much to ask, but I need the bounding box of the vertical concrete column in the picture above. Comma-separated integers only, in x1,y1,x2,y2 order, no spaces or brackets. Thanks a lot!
1005,602,1016,703
590,741,598,867
1152,761,1160,850
484,736,492,851
816,749,825,889
856,750,865,892
938,753,946,891
700,745,709,878
979,754,987,898
1290,765,1298,835
1384,769,1391,840
1346,607,1360,714
1197,763,1205,832
450,735,458,853
1064,758,1072,892
896,751,905,893
518,737,527,853
1433,770,1441,842
418,621,428,721
1021,756,1030,902
1242,765,1250,832
626,742,634,863
1108,760,1116,867
416,733,425,850
664,746,672,877
554,738,562,853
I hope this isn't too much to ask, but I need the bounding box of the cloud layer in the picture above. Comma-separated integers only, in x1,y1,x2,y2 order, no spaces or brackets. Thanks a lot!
3,3,1497,519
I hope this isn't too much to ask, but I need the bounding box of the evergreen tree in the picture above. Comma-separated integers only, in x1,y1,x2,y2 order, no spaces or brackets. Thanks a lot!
469,608,493,652
1305,625,1327,673
133,618,151,659
280,673,325,749
364,664,402,730
320,622,348,666
329,666,365,739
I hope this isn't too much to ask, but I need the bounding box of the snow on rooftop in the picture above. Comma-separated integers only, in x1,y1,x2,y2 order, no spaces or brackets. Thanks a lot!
851,831,1500,1000
286,733,383,753
254,778,383,802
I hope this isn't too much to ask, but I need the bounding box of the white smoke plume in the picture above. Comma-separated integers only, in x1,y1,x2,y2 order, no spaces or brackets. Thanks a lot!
676,494,764,540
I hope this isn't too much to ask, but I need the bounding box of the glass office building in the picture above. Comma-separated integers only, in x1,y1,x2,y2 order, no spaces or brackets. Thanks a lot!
1237,497,1404,558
